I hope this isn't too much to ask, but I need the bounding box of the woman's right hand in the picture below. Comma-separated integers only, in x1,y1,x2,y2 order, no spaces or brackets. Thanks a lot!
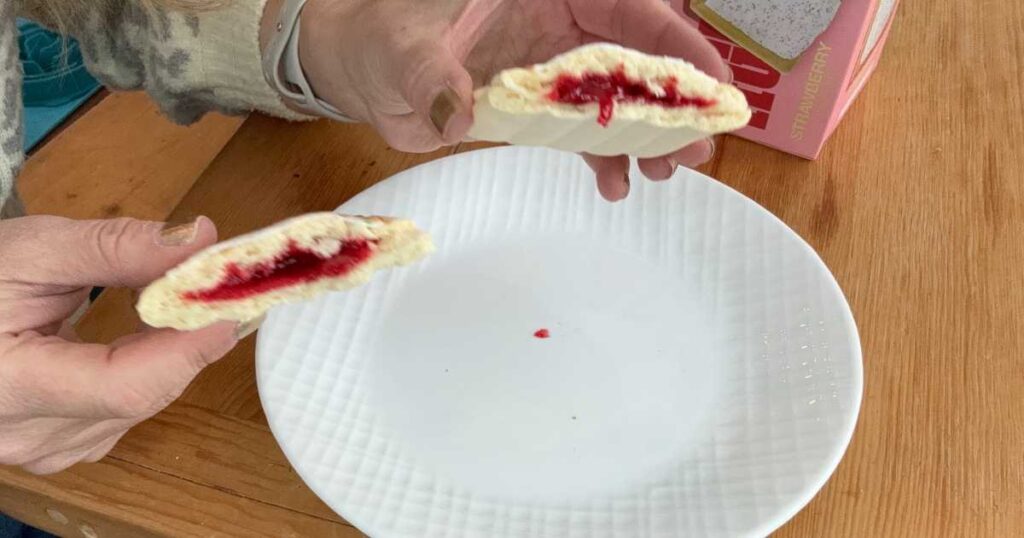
0,216,247,474
291,0,728,201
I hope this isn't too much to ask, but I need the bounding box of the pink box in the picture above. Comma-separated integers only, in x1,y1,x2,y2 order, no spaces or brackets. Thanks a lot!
669,0,900,159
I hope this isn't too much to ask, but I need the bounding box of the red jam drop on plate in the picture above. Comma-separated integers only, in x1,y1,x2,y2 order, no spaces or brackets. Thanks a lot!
534,328,551,339
547,65,716,127
182,238,377,302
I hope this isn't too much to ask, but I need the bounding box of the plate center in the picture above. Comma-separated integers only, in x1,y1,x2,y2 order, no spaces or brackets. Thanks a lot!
366,237,726,501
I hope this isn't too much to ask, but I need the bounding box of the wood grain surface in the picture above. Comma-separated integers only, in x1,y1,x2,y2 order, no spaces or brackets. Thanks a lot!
3,1,1024,536
17,91,243,221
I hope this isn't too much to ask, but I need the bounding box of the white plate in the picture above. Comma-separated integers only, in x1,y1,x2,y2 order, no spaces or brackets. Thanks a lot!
256,147,862,538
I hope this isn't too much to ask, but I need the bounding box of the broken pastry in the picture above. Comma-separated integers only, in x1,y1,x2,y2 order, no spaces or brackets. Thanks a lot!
137,213,433,331
467,43,751,158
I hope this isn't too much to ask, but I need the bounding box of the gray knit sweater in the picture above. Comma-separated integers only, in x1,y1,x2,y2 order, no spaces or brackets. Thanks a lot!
0,0,300,219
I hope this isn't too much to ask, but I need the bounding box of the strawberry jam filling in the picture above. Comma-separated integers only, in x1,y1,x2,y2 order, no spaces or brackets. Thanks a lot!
547,65,716,127
182,238,377,302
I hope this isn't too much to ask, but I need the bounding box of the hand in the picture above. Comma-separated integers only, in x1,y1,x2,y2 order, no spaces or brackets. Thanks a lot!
0,216,244,474
289,0,728,201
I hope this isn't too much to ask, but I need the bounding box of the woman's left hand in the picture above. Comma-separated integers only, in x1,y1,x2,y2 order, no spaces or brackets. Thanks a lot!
0,216,243,474
280,0,729,201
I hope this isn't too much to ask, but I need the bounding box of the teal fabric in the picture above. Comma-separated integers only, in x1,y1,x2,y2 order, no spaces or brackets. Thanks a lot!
1,512,57,538
18,19,100,151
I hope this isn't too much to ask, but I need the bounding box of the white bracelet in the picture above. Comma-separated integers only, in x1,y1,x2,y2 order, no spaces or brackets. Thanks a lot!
261,0,356,122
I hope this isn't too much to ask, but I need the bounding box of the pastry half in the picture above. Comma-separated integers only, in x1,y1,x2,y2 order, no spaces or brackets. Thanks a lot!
137,213,433,331
467,43,751,158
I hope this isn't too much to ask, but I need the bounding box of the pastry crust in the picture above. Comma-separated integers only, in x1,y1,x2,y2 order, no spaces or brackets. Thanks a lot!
137,213,433,330
467,43,751,157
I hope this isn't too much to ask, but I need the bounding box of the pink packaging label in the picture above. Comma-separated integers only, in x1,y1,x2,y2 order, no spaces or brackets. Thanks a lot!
670,0,900,159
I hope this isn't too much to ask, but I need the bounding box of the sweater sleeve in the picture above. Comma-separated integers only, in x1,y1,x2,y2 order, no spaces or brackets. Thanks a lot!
1,2,23,218
40,1,308,125
3,1,314,218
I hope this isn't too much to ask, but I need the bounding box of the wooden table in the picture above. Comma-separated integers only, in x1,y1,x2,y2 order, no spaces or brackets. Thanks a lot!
3,2,1023,536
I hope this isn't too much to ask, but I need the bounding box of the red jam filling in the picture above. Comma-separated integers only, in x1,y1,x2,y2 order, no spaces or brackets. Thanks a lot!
547,65,716,127
182,238,377,302
534,328,551,339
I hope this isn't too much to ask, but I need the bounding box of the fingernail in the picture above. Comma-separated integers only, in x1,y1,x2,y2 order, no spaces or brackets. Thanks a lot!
158,217,202,247
665,157,678,177
430,87,460,137
234,315,266,340
705,138,717,163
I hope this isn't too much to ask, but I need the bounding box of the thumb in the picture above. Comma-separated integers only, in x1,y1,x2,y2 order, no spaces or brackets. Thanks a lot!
2,322,240,420
0,215,217,290
104,322,240,415
396,39,475,144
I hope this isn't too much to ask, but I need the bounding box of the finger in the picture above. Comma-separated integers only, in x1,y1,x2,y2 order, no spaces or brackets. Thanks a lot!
16,423,125,473
82,432,125,463
2,323,237,419
637,139,715,180
21,433,116,474
21,453,80,475
568,0,730,81
391,36,475,145
369,111,448,153
0,215,218,290
11,421,109,474
0,287,90,335
58,320,81,342
581,154,631,201
102,322,239,417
